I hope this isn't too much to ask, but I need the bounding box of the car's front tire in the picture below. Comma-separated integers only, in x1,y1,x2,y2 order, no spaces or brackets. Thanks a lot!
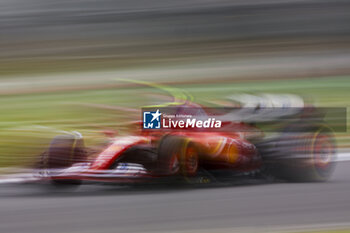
157,135,199,177
39,134,86,187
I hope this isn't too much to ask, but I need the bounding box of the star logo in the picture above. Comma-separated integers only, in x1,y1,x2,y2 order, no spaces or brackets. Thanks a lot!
150,109,161,122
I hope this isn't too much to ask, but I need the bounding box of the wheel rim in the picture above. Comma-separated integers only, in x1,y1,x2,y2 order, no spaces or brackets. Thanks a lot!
313,134,334,168
184,146,198,176
169,153,180,174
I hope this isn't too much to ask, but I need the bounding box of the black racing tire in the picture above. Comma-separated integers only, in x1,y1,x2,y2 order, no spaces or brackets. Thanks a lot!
40,134,87,187
258,125,336,182
157,135,199,177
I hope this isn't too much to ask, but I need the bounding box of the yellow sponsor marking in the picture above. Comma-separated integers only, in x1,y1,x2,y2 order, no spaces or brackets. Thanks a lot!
228,142,239,164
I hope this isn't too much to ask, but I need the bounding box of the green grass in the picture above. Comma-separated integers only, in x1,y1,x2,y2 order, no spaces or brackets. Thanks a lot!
0,75,349,167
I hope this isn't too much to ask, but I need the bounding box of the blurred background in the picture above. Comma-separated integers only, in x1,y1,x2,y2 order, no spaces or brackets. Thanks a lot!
0,1,350,233
0,0,349,166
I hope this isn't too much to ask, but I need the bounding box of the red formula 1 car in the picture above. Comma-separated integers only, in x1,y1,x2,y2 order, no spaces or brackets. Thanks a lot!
36,100,337,187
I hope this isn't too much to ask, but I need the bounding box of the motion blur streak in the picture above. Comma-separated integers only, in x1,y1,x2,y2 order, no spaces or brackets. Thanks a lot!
0,0,349,77
0,1,350,233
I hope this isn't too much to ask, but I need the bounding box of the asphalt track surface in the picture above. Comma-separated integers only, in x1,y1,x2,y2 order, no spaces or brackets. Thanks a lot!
1,0,350,44
0,162,350,233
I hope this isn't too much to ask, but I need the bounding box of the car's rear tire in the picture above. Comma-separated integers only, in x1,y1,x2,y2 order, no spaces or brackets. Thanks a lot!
39,134,86,187
259,125,336,182
157,135,199,177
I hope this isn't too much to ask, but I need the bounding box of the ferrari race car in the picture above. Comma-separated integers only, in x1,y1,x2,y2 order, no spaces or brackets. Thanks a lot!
36,95,337,187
